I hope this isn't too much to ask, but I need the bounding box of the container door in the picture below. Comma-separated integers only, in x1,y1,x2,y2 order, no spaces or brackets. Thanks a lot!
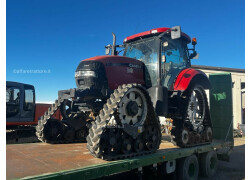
209,73,233,142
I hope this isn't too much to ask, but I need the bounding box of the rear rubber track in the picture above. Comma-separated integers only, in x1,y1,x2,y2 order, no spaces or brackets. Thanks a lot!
35,99,86,144
171,86,213,147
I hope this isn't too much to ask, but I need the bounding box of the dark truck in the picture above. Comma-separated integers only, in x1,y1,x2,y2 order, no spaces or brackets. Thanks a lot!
6,81,61,143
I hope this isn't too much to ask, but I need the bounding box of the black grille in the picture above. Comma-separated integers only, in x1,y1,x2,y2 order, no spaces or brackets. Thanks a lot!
75,61,108,97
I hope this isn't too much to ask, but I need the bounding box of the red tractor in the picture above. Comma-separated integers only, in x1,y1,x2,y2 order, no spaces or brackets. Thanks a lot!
36,26,213,160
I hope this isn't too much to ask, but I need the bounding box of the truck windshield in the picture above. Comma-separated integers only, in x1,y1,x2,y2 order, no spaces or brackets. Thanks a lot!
124,37,159,86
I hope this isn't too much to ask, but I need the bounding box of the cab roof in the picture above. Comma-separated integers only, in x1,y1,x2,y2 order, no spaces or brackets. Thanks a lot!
124,27,191,44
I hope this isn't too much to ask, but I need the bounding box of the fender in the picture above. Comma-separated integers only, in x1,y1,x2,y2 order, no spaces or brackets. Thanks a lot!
173,68,211,91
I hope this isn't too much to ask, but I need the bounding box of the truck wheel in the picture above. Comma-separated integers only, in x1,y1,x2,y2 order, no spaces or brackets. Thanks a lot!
200,151,218,178
178,155,199,180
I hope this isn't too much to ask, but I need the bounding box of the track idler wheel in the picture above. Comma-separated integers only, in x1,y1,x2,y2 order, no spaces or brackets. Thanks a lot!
205,127,213,142
144,125,161,151
180,128,190,146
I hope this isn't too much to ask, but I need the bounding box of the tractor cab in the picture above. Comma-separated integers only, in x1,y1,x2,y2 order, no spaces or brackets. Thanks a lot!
122,27,197,89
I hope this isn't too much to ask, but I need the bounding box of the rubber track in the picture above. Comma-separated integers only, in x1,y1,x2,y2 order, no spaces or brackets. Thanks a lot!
87,84,161,160
35,99,85,144
171,86,212,147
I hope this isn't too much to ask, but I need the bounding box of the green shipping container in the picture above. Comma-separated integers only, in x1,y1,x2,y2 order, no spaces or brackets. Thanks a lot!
209,73,233,142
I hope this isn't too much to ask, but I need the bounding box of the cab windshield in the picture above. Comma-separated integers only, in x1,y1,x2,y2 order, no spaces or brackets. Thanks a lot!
124,37,160,86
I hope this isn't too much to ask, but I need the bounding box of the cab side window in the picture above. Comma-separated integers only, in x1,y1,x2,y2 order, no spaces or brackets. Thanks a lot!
161,38,187,88
162,39,185,66
23,89,34,111
6,87,20,117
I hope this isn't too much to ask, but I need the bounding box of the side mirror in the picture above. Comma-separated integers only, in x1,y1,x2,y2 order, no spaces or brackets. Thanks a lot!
171,26,181,39
105,44,111,55
190,51,199,59
105,48,110,55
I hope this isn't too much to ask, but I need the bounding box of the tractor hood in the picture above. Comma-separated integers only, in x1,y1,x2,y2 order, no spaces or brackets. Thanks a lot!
80,55,144,67
76,55,145,90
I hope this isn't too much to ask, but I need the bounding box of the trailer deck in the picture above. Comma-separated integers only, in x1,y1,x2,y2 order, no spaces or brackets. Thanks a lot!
6,139,232,180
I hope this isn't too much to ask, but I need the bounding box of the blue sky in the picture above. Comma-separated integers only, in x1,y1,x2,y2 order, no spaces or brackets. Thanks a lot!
6,0,245,102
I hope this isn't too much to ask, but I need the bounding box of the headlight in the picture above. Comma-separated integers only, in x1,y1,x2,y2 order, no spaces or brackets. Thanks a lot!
75,70,96,78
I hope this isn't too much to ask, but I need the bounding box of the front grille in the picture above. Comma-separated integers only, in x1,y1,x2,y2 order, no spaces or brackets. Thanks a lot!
78,80,84,85
75,61,108,97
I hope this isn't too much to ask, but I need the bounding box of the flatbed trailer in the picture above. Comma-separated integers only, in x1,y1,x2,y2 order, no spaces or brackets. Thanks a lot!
6,140,233,180
6,73,234,180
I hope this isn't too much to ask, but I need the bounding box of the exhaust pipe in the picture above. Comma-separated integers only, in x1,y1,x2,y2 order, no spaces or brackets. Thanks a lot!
112,32,117,55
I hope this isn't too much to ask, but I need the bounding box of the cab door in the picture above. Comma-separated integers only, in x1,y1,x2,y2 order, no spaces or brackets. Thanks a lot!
161,37,188,89
20,85,35,122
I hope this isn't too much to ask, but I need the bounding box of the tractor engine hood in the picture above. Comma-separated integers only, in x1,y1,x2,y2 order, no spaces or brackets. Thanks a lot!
75,55,145,90
81,55,143,66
